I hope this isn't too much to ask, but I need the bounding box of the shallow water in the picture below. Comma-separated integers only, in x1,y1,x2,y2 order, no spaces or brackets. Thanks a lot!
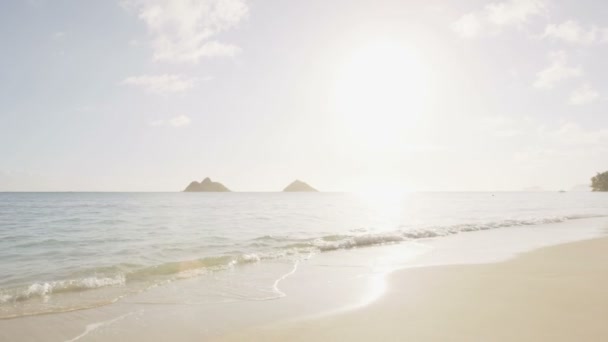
1,191,607,318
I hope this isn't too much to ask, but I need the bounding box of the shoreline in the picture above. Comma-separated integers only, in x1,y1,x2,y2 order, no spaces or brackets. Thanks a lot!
1,218,607,341
219,235,608,341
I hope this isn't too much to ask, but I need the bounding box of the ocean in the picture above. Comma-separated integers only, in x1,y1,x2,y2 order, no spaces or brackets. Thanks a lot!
1,191,607,320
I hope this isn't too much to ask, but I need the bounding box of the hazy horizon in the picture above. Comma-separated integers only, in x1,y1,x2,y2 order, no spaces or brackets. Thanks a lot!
1,0,607,192
0,183,594,193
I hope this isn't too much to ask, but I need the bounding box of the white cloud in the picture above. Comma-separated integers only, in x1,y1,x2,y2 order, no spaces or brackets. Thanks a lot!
169,115,191,126
451,13,482,38
569,84,599,105
122,0,248,63
543,20,608,45
148,115,191,127
452,0,546,38
122,74,195,93
533,51,582,89
485,0,545,26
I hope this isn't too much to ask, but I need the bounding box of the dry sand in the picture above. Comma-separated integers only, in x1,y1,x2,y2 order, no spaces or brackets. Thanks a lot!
218,236,608,341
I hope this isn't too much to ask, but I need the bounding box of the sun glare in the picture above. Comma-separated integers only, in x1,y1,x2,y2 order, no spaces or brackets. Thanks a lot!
333,40,430,150
354,184,409,229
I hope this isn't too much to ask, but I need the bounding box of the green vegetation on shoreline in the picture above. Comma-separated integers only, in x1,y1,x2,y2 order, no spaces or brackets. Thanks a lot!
591,172,608,192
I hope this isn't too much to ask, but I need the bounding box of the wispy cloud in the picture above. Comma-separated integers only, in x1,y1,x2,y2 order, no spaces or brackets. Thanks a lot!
452,0,546,38
533,51,582,89
484,0,546,26
52,31,67,40
122,74,195,93
543,20,608,45
122,0,248,63
569,84,599,105
149,115,191,127
452,13,483,38
168,115,191,126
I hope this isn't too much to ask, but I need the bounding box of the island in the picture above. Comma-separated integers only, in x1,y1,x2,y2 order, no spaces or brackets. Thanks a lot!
183,177,231,192
283,180,318,192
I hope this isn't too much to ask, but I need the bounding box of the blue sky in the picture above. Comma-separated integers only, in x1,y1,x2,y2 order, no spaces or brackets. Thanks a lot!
1,0,607,191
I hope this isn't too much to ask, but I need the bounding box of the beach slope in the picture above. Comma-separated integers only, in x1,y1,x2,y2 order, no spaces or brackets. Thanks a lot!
219,236,608,341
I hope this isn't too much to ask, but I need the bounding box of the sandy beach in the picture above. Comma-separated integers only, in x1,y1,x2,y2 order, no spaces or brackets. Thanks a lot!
219,236,608,341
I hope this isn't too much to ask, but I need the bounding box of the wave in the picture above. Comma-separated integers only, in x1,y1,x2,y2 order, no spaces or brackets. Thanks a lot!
1,213,603,317
313,233,405,252
0,274,126,306
0,253,268,309
277,214,606,252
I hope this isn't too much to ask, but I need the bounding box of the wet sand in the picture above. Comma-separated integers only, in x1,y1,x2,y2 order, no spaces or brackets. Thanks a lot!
218,236,608,341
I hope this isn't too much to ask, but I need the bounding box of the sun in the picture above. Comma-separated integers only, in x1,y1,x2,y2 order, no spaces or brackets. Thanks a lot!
332,40,430,152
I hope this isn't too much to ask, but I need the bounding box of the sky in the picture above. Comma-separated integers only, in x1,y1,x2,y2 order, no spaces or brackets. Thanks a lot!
0,0,607,192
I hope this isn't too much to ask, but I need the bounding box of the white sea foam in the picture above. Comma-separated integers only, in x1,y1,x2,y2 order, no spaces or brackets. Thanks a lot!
64,311,138,342
238,253,262,263
0,294,12,304
25,282,53,297
271,260,300,298
1,275,126,305
301,215,605,253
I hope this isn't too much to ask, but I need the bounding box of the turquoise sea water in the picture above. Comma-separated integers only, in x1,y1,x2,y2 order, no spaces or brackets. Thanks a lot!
1,191,607,318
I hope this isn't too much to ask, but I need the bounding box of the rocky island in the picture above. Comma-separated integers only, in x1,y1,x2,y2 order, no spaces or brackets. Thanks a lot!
184,177,231,192
283,180,318,192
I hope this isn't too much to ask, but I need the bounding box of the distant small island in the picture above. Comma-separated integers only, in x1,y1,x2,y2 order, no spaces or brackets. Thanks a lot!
182,178,318,192
283,180,318,192
184,177,230,192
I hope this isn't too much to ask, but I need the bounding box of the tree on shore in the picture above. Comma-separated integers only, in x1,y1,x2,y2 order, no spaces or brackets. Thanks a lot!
591,171,608,191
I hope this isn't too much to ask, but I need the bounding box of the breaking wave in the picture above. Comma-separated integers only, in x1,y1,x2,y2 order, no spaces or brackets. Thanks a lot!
0,275,126,305
1,213,602,318
282,214,604,252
